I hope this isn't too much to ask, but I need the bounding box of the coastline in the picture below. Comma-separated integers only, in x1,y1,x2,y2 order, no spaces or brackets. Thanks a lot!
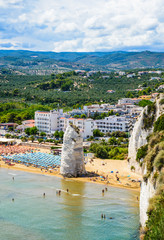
0,157,141,192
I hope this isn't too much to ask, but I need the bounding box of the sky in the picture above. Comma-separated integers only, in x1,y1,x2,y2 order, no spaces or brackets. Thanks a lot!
0,0,164,52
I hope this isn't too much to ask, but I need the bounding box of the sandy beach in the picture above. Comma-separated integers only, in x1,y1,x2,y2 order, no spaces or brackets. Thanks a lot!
0,145,141,192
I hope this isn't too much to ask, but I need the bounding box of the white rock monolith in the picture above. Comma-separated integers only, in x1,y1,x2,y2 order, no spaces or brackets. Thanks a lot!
60,124,85,177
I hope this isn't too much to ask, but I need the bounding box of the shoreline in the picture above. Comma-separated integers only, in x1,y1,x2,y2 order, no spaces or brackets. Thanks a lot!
0,158,141,192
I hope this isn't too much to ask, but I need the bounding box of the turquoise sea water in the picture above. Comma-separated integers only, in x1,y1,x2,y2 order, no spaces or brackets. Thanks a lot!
0,168,139,240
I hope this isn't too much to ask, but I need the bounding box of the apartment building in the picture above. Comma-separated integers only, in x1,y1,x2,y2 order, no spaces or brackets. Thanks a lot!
35,109,64,133
35,109,132,138
95,116,132,133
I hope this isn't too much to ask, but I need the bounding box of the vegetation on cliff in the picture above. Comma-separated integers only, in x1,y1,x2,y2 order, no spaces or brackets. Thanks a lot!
142,114,164,239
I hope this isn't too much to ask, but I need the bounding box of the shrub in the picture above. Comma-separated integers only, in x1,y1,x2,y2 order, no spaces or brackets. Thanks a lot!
131,166,135,171
143,173,150,183
143,103,156,130
144,193,164,240
159,99,164,105
93,129,104,137
89,143,99,153
136,144,148,162
154,114,164,132
152,171,159,186
153,150,164,171
96,146,108,159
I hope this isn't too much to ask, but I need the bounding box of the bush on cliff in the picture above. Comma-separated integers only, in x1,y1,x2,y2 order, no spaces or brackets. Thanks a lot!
144,193,164,240
154,114,164,132
136,144,148,162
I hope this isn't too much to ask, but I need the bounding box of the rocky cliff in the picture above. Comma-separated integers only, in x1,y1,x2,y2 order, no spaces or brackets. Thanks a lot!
60,124,86,177
128,94,164,228
128,95,163,175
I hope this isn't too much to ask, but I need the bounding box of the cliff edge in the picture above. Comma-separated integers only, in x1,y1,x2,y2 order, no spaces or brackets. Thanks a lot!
128,94,164,232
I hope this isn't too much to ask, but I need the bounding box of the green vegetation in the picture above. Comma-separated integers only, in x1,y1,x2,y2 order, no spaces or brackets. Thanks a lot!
139,124,164,239
0,102,52,124
54,130,64,139
143,103,156,130
89,134,128,160
136,144,148,162
138,100,153,107
1,50,164,72
0,68,163,109
93,129,104,137
154,114,164,132
25,127,38,136
144,193,164,240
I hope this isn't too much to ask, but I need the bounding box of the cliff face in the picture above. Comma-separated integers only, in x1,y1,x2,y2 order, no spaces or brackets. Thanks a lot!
128,108,151,174
140,170,156,227
60,124,85,177
128,94,164,228
128,96,162,175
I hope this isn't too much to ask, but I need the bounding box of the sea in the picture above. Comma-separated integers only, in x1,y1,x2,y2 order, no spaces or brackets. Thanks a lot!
0,168,140,240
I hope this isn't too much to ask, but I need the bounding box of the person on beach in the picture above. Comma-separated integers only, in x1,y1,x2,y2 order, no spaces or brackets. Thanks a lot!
43,193,45,198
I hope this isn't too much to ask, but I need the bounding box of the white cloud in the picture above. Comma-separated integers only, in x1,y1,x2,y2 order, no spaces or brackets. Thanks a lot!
0,0,22,7
0,0,164,51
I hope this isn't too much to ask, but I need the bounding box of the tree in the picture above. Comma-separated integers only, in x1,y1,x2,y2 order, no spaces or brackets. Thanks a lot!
54,130,60,138
59,131,64,139
93,129,104,137
38,138,43,144
25,128,31,136
40,132,46,137
12,89,19,96
5,133,11,139
81,114,87,118
29,135,35,142
96,146,108,159
30,127,38,135
126,91,134,98
21,136,28,142
109,137,117,145
6,112,16,122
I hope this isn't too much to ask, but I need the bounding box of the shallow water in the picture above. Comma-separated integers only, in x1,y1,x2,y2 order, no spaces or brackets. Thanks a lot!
0,168,139,240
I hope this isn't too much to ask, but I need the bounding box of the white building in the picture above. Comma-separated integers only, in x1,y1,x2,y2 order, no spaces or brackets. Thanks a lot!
118,98,141,105
95,116,132,133
35,109,133,138
35,109,64,133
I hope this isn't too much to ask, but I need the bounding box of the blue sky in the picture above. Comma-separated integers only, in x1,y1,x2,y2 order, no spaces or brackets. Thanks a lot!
0,0,164,52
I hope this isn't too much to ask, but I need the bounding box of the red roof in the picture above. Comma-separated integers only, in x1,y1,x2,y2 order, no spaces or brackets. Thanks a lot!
25,123,35,127
24,119,35,123
36,111,49,114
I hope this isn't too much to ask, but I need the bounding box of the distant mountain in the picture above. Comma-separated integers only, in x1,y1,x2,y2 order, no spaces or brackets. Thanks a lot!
0,50,164,73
